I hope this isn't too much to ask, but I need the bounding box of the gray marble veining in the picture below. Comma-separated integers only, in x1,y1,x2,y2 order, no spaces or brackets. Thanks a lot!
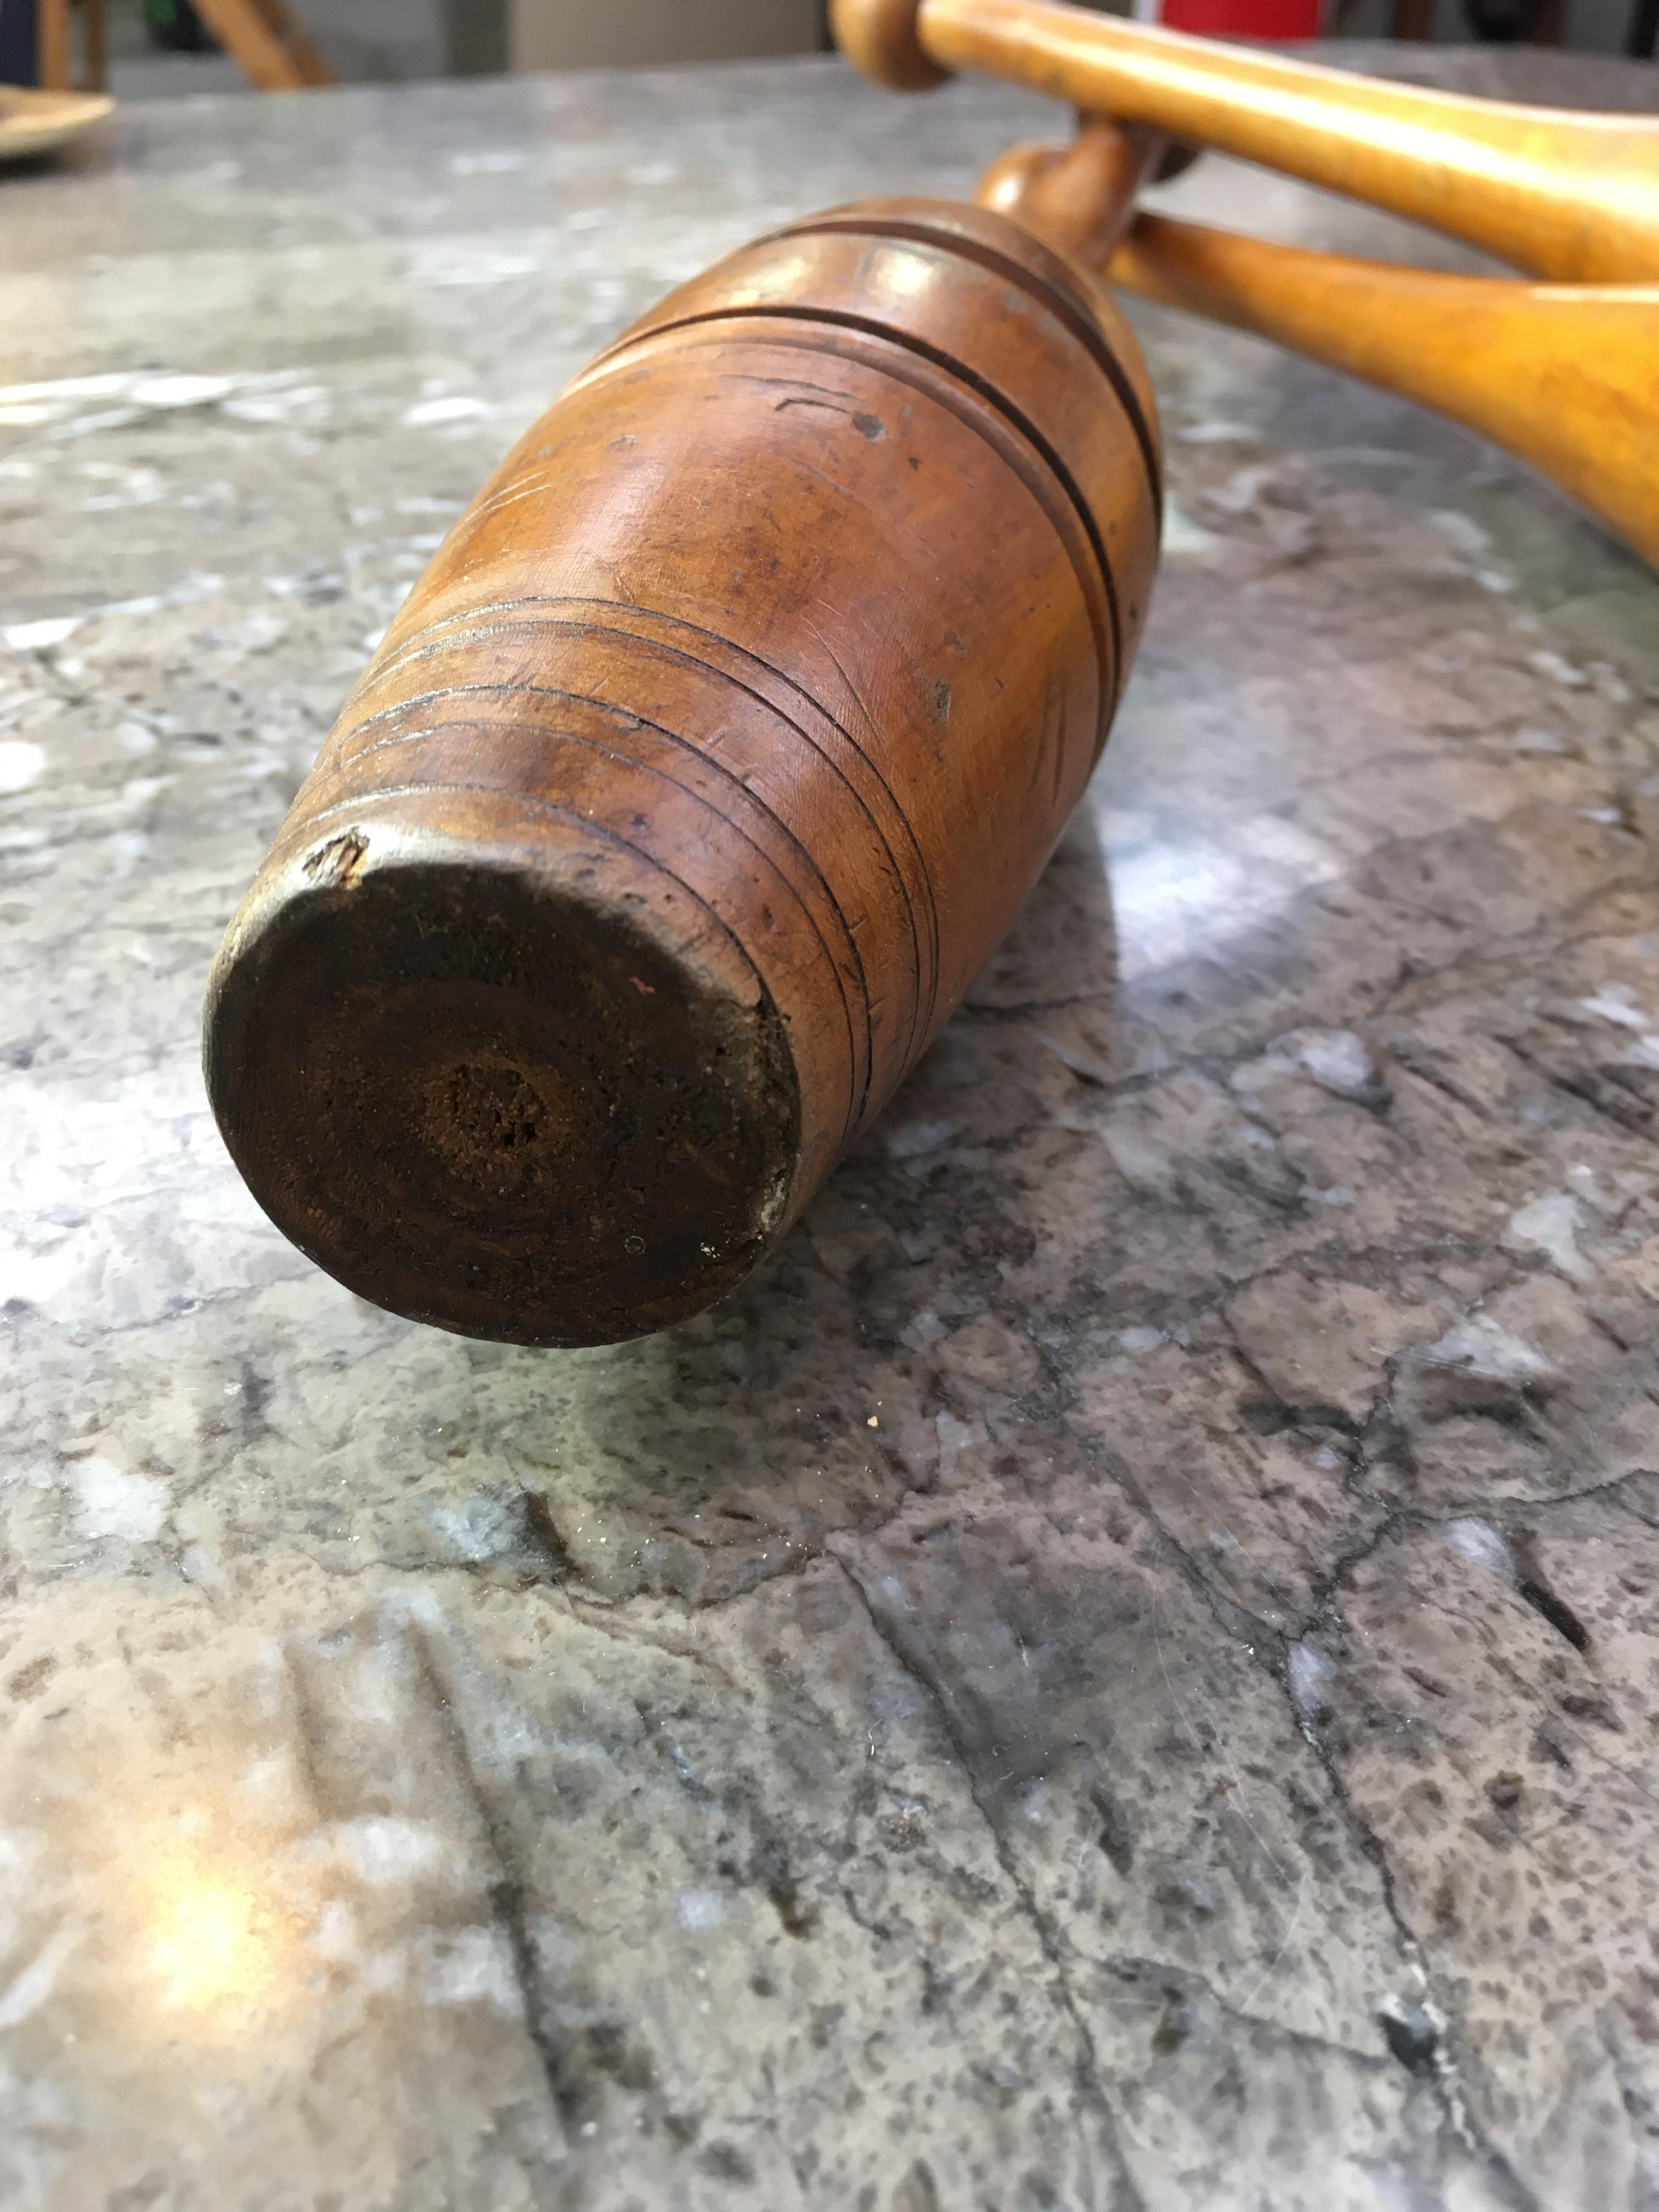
1,48,1657,2212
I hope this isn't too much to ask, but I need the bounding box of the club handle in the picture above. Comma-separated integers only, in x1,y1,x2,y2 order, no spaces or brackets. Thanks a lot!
836,0,1659,283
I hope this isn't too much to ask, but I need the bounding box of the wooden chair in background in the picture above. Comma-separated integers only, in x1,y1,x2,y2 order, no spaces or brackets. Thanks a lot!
33,0,332,93
190,0,331,89
34,0,104,88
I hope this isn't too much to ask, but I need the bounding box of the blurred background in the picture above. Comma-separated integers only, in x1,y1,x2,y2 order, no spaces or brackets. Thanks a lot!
2,0,1650,103
97,0,825,97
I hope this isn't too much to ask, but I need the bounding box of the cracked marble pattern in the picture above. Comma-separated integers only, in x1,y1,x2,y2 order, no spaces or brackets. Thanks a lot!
2,46,1658,2212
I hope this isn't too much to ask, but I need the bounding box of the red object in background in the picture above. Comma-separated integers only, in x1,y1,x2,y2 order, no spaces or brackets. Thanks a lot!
1143,0,1325,35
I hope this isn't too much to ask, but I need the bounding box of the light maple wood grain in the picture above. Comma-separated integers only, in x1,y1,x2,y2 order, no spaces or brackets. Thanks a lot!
837,0,1659,571
1108,218,1659,571
913,0,1659,282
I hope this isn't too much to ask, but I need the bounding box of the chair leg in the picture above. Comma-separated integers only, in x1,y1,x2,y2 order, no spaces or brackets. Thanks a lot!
1630,0,1659,54
83,0,107,89
36,0,70,86
247,0,331,84
190,0,335,90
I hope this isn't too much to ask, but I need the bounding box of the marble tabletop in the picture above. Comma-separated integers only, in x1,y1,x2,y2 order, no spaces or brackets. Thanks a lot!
2,45,1657,2212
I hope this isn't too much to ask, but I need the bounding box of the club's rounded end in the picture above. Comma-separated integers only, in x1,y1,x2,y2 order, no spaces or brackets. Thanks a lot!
205,827,800,1347
830,0,952,91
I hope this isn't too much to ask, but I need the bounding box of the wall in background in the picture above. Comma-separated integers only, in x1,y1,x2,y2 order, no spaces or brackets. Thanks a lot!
1329,0,1642,44
303,0,1647,82
290,0,445,80
506,0,824,71
444,0,508,75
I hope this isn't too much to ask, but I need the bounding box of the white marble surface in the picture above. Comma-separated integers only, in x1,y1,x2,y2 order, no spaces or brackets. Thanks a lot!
2,49,1658,2212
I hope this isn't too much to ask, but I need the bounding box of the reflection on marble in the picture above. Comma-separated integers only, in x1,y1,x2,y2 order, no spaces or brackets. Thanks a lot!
2,46,1658,2212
